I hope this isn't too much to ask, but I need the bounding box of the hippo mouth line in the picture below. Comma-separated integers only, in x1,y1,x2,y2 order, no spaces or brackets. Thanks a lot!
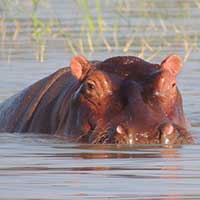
74,123,193,145
81,124,154,144
88,130,156,144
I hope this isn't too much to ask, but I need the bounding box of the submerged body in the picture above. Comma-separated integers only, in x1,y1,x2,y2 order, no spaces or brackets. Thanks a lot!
0,55,193,144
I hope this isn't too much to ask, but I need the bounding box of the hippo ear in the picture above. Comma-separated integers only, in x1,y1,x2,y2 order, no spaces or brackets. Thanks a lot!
70,55,92,80
160,55,183,76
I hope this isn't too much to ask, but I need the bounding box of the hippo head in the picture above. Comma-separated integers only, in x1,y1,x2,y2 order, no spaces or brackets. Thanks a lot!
62,55,193,144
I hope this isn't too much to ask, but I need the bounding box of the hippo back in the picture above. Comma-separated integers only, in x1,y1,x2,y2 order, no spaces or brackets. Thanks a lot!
0,67,78,133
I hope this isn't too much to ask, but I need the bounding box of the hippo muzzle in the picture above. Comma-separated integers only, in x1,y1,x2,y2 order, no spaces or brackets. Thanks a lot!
87,123,193,145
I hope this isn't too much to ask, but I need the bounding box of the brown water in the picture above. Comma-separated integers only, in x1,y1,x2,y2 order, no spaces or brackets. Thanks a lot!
0,1,200,199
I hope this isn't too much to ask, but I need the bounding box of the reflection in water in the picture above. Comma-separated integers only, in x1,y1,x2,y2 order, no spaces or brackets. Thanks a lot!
0,134,200,200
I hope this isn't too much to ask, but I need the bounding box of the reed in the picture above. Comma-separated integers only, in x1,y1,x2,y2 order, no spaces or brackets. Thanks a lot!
96,0,104,33
113,17,119,48
0,18,6,45
31,0,54,62
0,0,199,62
76,0,95,34
12,20,20,41
123,37,134,53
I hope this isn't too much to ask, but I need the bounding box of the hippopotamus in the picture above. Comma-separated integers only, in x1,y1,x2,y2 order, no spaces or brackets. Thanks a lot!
0,55,193,144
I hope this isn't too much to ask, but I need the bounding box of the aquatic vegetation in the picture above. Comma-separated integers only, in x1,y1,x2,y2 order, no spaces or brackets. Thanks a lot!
31,0,54,62
0,0,199,62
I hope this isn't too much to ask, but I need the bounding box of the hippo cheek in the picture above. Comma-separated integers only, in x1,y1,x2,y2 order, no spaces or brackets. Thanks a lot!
60,105,94,142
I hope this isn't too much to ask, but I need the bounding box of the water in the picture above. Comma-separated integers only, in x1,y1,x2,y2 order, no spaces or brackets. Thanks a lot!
0,1,200,199
1,134,200,200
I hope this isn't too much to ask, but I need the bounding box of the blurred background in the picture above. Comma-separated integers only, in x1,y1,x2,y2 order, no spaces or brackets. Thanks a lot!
0,0,199,62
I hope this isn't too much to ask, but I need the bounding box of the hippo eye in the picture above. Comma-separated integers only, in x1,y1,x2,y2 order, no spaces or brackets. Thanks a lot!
85,81,95,90
172,83,176,88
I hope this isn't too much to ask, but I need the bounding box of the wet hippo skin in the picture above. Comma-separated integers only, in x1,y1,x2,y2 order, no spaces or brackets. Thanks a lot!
0,55,194,144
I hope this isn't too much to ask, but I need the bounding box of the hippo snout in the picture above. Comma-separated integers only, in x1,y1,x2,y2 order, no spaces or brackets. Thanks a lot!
113,123,194,145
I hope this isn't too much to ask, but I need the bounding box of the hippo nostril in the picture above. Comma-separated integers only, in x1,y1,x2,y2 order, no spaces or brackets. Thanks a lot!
159,123,174,144
116,125,126,135
160,123,174,135
116,125,134,144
